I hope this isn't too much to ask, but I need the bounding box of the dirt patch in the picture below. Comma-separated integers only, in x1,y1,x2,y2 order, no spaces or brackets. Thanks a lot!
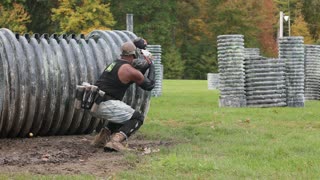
0,133,172,178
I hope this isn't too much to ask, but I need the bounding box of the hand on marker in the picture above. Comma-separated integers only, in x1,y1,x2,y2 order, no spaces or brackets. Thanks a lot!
141,49,154,64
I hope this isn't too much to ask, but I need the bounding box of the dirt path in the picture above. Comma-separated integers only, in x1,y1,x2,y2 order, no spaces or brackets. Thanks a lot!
0,133,169,178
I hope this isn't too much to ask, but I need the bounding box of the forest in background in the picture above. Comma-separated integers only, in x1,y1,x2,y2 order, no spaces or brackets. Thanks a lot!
0,0,319,79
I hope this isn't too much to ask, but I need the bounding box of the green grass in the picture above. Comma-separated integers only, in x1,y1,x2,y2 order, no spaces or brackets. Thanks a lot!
0,174,96,180
118,80,320,179
2,80,320,179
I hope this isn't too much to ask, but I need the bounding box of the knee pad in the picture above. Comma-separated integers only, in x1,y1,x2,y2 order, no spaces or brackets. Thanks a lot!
106,122,123,134
131,111,144,123
118,111,144,137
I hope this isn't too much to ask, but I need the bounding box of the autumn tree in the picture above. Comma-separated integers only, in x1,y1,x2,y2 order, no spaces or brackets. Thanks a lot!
212,0,263,51
0,0,26,7
257,0,278,57
291,2,313,44
175,0,221,79
51,0,115,34
291,15,314,44
0,3,31,33
274,0,301,37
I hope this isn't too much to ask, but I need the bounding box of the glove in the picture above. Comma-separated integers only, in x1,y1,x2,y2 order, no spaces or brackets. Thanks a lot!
141,49,154,62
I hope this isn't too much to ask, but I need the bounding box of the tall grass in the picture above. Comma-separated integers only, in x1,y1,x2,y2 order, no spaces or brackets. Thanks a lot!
119,80,320,179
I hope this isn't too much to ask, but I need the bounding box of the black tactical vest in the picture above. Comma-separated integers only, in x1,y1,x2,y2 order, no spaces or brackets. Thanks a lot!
95,59,133,100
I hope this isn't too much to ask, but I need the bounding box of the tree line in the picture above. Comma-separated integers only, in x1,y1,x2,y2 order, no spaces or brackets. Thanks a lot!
1,0,319,79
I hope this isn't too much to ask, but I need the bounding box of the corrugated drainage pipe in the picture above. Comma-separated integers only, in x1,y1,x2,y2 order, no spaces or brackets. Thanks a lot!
0,28,152,138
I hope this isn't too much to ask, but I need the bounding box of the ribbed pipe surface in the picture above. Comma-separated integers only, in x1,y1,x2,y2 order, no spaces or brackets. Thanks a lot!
147,45,163,97
0,28,152,138
245,57,287,107
279,36,305,107
304,45,320,100
217,34,246,107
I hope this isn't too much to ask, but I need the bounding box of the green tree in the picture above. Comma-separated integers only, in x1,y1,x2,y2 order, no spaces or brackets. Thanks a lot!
108,0,176,48
273,0,299,18
51,0,115,34
108,0,179,78
0,0,58,34
274,0,301,37
290,1,313,44
0,3,31,33
162,47,184,79
0,0,26,7
212,0,261,46
302,0,320,41
24,0,59,34
175,0,221,79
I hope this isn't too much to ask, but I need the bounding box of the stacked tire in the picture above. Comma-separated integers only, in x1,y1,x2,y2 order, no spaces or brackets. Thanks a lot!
217,35,246,107
245,57,286,107
147,45,163,97
279,37,305,107
244,48,260,59
304,45,320,100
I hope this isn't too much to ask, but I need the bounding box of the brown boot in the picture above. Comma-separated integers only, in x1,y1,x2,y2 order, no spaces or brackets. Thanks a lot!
104,132,127,152
91,128,111,147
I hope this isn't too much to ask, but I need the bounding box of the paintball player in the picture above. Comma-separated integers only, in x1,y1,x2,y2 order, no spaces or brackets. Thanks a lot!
91,41,155,152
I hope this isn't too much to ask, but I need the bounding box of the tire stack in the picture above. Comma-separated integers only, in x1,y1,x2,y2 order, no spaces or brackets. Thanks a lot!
245,57,287,107
304,45,320,100
147,45,163,97
207,73,219,90
244,48,260,59
0,28,153,138
279,36,305,107
217,35,246,107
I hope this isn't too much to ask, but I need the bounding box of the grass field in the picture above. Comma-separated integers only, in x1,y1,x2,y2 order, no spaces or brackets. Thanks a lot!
119,80,320,179
1,79,320,179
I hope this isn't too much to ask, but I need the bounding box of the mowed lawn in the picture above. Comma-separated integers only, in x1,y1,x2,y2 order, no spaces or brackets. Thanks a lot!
1,80,319,179
119,79,320,179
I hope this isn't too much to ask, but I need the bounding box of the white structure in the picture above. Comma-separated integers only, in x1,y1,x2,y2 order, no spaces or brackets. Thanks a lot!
207,73,219,90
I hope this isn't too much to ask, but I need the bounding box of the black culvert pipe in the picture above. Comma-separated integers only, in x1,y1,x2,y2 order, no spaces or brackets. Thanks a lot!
0,28,152,138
